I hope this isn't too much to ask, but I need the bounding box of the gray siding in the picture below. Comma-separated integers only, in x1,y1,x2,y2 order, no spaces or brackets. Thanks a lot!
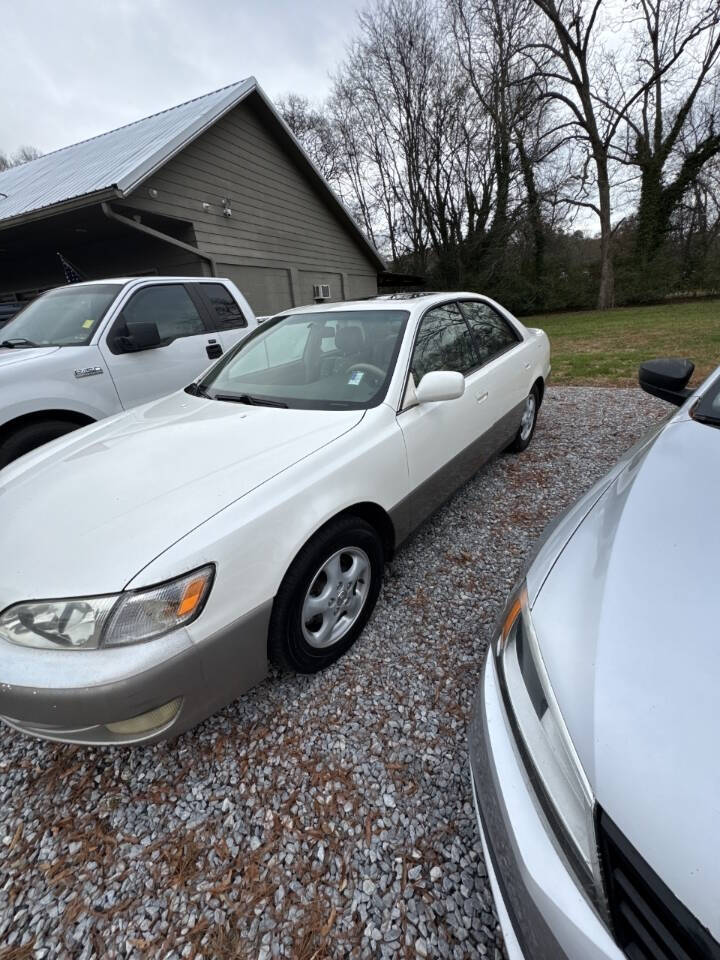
298,270,343,305
129,99,378,313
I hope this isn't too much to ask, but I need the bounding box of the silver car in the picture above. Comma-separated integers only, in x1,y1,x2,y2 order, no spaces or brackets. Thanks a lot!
469,357,720,958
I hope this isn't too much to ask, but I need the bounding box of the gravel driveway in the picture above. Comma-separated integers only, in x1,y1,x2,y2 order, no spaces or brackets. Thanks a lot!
0,386,667,960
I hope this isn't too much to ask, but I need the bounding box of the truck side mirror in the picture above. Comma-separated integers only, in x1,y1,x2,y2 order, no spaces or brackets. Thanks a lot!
638,357,694,406
121,321,162,352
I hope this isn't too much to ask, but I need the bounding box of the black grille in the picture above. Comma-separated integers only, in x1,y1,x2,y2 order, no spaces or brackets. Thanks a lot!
598,809,720,960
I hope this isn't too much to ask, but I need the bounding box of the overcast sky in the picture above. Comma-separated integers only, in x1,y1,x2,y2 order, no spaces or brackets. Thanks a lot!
1,0,363,155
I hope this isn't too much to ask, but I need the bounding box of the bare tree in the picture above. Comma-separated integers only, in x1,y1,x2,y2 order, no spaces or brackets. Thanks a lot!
450,0,561,303
668,151,720,286
0,145,42,172
621,0,720,265
278,0,720,308
276,94,344,185
329,0,479,272
524,0,634,308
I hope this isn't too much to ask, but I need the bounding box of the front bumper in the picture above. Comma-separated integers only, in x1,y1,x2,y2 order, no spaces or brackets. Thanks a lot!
0,601,272,745
469,654,624,960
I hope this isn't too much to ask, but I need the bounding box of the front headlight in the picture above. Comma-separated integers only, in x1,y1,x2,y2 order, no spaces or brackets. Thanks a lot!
0,566,214,650
495,582,604,904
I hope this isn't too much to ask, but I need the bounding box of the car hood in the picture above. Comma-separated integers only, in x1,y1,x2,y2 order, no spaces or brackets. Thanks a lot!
0,391,363,602
531,417,720,938
0,346,60,367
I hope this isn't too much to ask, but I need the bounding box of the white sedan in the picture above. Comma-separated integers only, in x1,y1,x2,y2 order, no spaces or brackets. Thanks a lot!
0,293,550,744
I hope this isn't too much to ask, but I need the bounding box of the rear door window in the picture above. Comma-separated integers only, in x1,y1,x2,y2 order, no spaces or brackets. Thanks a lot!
459,300,520,365
198,283,248,331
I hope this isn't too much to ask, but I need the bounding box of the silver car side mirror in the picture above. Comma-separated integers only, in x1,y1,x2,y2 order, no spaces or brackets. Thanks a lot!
415,370,465,404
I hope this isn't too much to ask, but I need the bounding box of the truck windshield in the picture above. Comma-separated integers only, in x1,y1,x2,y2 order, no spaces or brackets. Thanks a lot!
0,284,123,347
199,309,409,410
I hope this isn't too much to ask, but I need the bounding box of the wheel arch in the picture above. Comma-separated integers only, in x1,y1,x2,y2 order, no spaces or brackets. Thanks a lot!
532,376,545,407
333,501,396,561
267,501,395,663
0,409,96,446
276,501,396,600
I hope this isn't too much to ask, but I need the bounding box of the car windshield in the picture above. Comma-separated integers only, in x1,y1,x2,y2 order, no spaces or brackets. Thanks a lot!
0,284,123,347
200,309,409,410
693,372,720,426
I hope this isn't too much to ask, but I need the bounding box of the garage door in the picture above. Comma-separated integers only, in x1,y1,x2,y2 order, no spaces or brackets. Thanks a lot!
218,264,293,316
348,274,378,299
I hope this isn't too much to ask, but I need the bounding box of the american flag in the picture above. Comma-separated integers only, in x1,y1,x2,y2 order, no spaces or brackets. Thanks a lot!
57,252,86,284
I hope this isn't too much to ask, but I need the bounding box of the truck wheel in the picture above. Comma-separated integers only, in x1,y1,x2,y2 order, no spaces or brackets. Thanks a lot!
0,420,80,469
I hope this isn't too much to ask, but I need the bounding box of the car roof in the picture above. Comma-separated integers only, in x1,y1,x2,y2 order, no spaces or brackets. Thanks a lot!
279,292,487,316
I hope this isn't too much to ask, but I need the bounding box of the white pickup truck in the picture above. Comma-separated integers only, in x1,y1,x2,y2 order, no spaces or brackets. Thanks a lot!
0,277,257,467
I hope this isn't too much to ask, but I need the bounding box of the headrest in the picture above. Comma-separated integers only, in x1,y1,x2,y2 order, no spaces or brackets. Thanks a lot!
373,333,398,365
335,326,364,353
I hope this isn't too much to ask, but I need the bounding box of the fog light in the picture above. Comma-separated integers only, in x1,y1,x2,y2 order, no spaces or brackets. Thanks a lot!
105,698,182,735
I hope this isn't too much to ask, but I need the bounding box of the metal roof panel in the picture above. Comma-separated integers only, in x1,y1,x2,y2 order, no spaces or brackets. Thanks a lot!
0,77,385,270
0,79,255,224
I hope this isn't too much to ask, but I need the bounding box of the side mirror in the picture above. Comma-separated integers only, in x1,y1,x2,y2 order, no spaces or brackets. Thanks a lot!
416,370,465,404
121,321,162,352
639,357,694,406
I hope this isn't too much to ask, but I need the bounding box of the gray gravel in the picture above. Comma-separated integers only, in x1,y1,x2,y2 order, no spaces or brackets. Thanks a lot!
0,386,667,960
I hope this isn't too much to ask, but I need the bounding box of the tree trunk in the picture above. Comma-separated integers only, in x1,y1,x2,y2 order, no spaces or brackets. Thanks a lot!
596,157,615,310
635,160,670,263
517,138,545,308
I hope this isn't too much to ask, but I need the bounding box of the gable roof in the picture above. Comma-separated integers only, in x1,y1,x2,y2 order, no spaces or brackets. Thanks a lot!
0,78,385,269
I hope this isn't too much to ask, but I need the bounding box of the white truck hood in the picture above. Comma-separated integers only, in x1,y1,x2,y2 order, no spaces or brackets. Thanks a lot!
0,391,363,602
0,346,60,368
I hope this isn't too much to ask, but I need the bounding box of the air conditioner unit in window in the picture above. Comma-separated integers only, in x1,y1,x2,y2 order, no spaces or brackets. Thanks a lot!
313,284,331,300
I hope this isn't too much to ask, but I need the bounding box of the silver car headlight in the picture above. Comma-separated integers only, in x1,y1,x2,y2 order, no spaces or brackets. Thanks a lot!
495,582,604,904
0,566,214,650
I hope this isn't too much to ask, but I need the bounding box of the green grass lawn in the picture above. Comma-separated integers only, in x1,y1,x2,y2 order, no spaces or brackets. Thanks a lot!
527,298,720,387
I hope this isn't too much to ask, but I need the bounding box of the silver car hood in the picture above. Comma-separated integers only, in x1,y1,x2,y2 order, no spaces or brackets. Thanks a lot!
0,391,362,602
531,417,720,939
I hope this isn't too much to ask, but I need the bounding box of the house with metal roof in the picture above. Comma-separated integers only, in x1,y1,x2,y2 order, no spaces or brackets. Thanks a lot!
0,78,384,315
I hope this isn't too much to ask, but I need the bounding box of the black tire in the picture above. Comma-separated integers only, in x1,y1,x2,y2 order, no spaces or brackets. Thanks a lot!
269,515,384,673
0,420,80,469
507,385,540,453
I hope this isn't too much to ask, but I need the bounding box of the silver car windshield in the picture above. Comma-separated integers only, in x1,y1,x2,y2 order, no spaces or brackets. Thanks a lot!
694,374,720,426
0,284,123,348
201,310,409,410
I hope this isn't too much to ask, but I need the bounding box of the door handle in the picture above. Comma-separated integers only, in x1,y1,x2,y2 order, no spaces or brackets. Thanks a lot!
206,341,223,360
476,391,488,404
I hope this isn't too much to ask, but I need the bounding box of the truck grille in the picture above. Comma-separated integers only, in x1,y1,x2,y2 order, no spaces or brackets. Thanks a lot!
598,809,720,960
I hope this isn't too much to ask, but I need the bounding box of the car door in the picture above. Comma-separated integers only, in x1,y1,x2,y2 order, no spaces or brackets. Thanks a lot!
193,282,251,354
458,299,530,446
398,302,491,526
100,283,219,409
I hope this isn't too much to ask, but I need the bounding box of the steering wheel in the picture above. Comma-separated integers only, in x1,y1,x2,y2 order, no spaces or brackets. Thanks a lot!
345,362,386,384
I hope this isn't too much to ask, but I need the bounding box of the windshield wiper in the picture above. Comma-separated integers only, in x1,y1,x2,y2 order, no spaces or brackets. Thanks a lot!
213,393,288,408
1,338,38,349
